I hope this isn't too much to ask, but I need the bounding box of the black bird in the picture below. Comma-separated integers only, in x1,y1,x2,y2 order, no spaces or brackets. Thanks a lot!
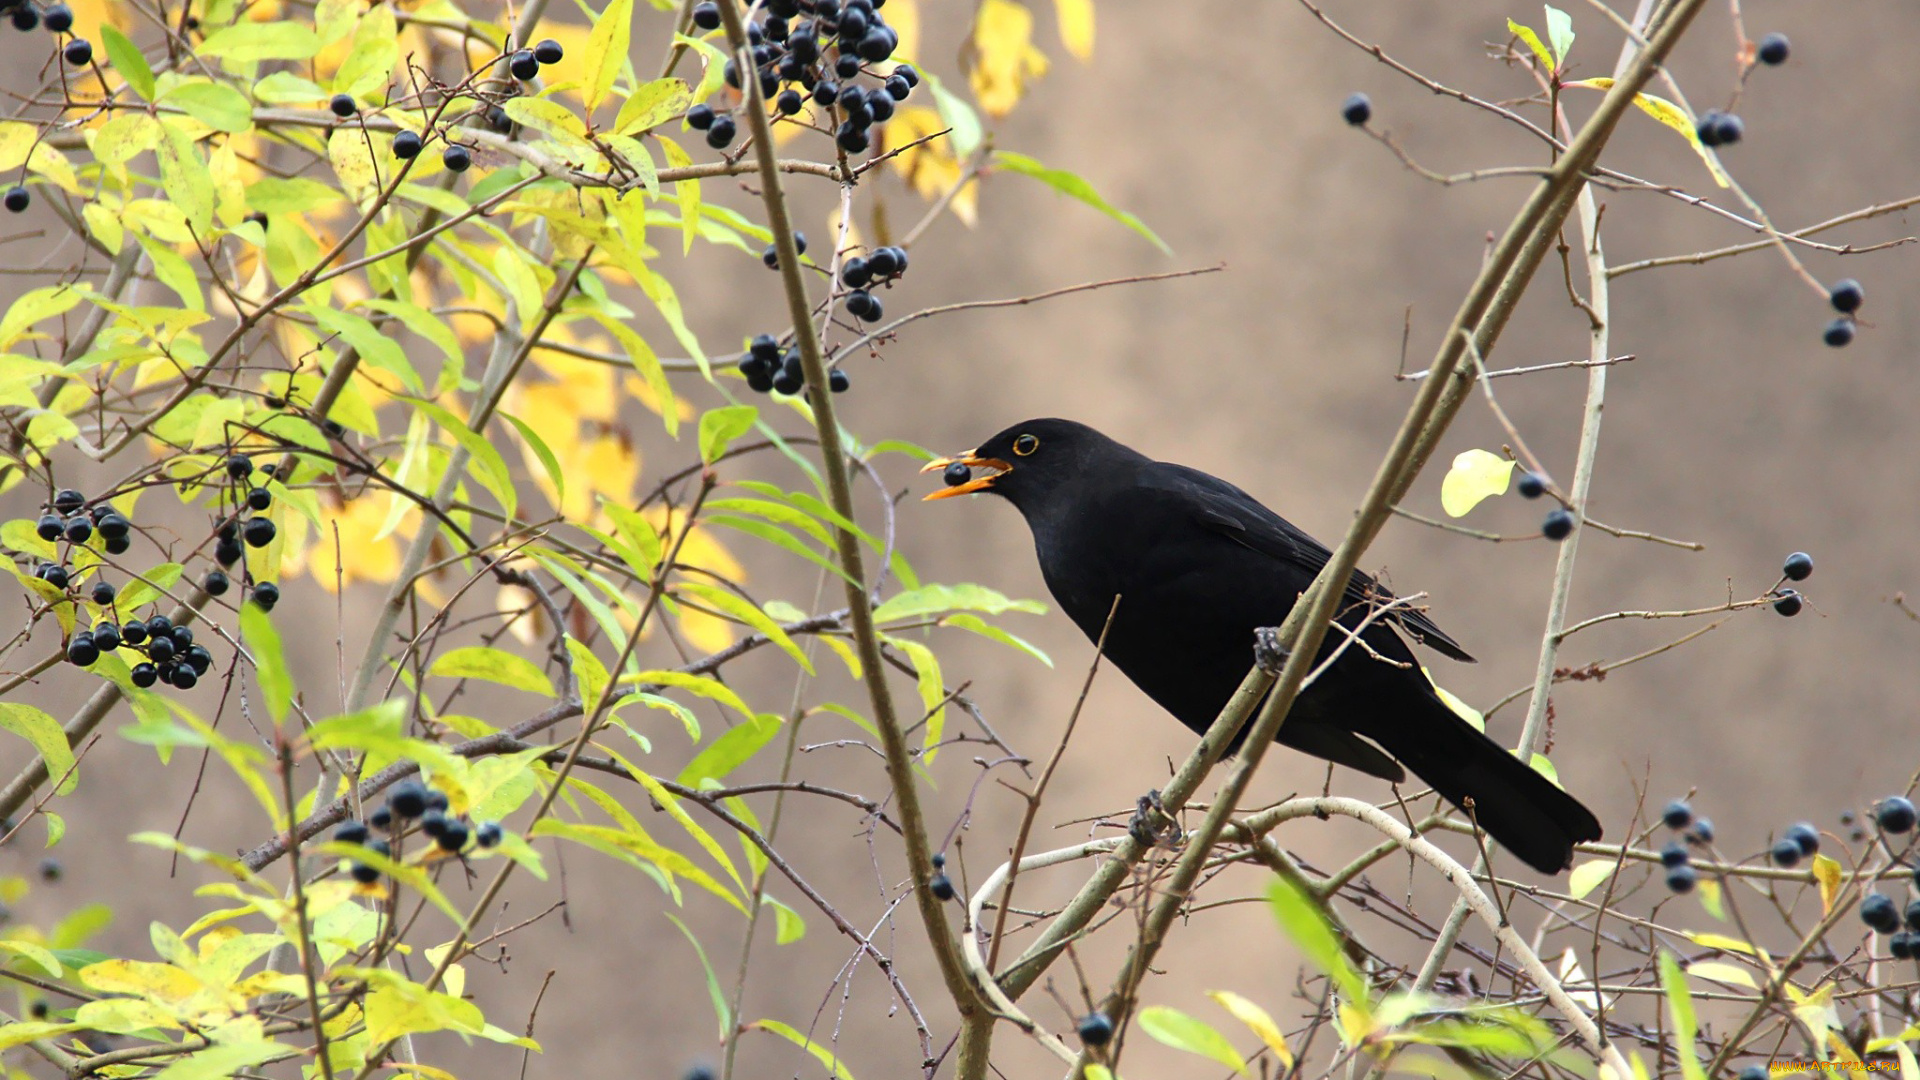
923,418,1601,873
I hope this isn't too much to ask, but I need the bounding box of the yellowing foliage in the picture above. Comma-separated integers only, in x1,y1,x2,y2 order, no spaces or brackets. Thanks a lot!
885,107,977,225
968,0,1050,118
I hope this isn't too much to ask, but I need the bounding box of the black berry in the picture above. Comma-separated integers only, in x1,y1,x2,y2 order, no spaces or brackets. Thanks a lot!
943,461,970,487
392,130,422,159
63,517,90,544
243,517,276,548
1877,797,1917,834
89,580,114,605
1784,822,1819,857
437,820,470,851
148,635,175,663
533,38,563,64
12,7,37,30
706,115,736,149
1772,589,1802,617
368,804,393,830
1828,279,1863,312
749,334,781,362
1755,32,1789,66
3,186,27,213
476,821,503,847
1695,110,1742,148
247,487,272,511
884,73,911,100
39,858,60,881
420,810,449,837
1823,318,1855,348
686,103,715,131
349,862,380,884
1341,92,1372,126
425,788,448,813
131,662,158,687
443,145,471,172
1076,1013,1113,1047
329,93,357,118
38,563,69,590
52,489,83,515
828,368,849,393
844,289,881,322
203,570,229,596
1517,472,1546,499
1906,899,1920,933
864,246,900,277
691,1,720,30
855,26,893,61
97,513,130,541
62,36,89,65
120,620,146,646
510,49,539,80
66,634,98,667
1769,839,1801,868
1662,800,1693,830
92,622,120,651
215,536,244,566
335,820,370,845
42,2,70,31
835,53,860,79
811,78,837,105
1782,551,1812,581
1659,841,1689,867
1541,509,1574,541
775,88,802,115
1665,863,1697,894
484,105,512,133
1893,932,1918,960
1858,891,1904,933
251,582,280,610
387,781,429,819
893,63,919,87
928,872,954,900
771,353,803,396
36,514,61,541
840,256,870,288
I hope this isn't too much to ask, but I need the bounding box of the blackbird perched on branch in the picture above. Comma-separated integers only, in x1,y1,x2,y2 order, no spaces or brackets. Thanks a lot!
923,418,1601,874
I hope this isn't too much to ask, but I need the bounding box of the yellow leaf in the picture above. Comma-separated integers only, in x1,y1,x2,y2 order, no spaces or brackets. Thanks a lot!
1208,990,1292,1068
1564,79,1730,189
1811,853,1842,913
328,127,378,201
1053,0,1093,59
1439,448,1514,517
1507,18,1554,73
968,0,1049,118
1685,960,1756,989
582,0,633,115
1566,858,1614,900
1685,931,1757,956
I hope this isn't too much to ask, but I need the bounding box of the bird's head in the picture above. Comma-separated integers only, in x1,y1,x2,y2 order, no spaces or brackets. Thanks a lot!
920,418,1116,509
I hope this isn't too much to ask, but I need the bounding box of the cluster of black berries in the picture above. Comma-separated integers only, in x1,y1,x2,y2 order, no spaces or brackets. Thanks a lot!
36,487,133,555
927,850,954,900
684,0,917,154
1766,820,1821,868
209,454,282,609
1695,109,1744,149
1858,797,1920,958
1771,550,1811,616
336,780,505,883
385,39,560,175
1510,468,1576,541
1824,278,1863,348
736,333,850,396
0,0,90,65
114,614,213,689
1658,799,1716,894
839,244,905,324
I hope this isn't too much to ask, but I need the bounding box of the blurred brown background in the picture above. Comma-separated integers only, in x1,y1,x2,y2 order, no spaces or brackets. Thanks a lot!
6,0,1919,1077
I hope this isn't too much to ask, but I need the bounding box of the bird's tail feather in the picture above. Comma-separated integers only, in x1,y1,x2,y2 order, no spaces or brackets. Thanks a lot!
1373,702,1603,874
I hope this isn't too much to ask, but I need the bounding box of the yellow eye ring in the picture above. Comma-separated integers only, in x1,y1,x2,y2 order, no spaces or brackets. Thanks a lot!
1013,434,1039,456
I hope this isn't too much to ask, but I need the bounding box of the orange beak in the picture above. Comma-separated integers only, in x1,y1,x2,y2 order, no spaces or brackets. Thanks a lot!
920,452,1012,500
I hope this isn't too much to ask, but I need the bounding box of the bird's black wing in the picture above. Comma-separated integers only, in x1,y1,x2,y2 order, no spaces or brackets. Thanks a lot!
1150,462,1475,662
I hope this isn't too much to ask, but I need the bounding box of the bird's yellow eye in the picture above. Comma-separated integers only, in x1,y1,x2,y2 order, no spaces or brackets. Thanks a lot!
1013,434,1039,456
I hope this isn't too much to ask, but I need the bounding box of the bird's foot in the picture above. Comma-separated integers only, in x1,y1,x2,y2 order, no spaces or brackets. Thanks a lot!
1129,789,1182,848
1253,627,1290,675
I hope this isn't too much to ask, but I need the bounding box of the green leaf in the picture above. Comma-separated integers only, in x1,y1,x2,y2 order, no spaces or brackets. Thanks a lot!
1659,951,1707,1080
1566,858,1614,901
764,896,806,943
161,80,254,132
1544,5,1575,68
582,0,634,114
675,582,814,673
677,713,780,787
889,637,947,761
502,411,565,506
873,582,1045,623
155,122,213,237
245,177,344,215
995,150,1168,254
0,703,75,795
532,819,745,912
101,26,154,101
698,404,759,465
1507,18,1554,73
113,562,182,613
614,78,693,136
430,646,555,697
941,613,1052,667
925,72,982,156
750,1018,857,1080
666,914,731,1041
1138,1005,1248,1075
1439,448,1514,517
241,604,292,724
1268,876,1366,1005
404,397,517,519
198,21,321,62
